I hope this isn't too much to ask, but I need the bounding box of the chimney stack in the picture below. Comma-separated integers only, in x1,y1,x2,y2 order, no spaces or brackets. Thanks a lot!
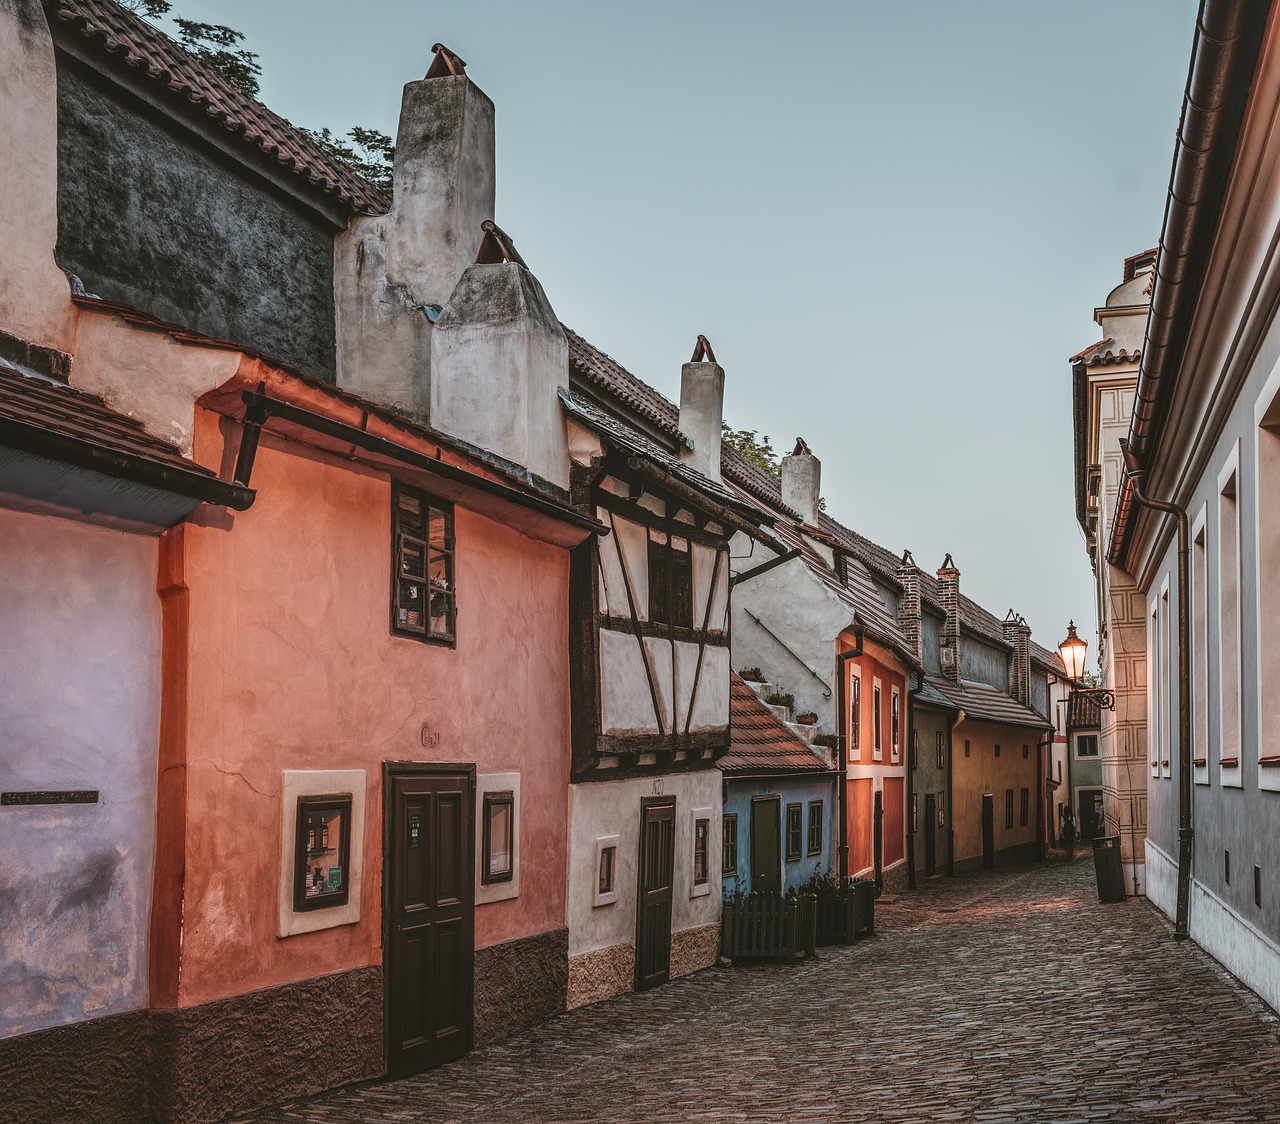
781,438,821,526
334,44,497,418
896,549,922,666
1002,611,1027,703
429,223,569,488
677,335,724,482
937,554,961,681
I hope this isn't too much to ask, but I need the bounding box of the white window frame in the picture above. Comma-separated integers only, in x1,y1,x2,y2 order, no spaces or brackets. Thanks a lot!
1160,578,1172,779
593,834,620,907
476,772,520,904
849,666,862,762
1191,503,1209,786
1218,443,1243,788
690,807,712,898
872,677,883,762
278,769,366,938
1255,366,1280,790
1148,593,1161,778
890,687,901,763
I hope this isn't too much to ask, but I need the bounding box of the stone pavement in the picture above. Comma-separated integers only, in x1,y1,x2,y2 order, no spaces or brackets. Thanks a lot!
239,857,1280,1123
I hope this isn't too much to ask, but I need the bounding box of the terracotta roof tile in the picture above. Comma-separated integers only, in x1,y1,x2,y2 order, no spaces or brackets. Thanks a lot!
721,674,834,775
924,676,1051,730
1068,691,1102,729
45,0,389,215
563,326,682,439
0,363,212,476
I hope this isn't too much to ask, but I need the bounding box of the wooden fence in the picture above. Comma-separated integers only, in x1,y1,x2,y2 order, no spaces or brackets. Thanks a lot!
721,892,817,963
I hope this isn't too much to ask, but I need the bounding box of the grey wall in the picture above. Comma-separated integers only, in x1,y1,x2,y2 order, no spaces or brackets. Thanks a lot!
55,63,338,380
922,611,943,675
1029,670,1049,717
965,636,1008,691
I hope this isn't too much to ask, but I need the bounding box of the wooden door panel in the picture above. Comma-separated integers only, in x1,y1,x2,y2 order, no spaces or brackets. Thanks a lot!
385,768,474,1078
636,797,675,991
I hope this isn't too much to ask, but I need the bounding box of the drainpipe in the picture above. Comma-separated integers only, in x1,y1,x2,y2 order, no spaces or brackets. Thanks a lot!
1120,438,1191,939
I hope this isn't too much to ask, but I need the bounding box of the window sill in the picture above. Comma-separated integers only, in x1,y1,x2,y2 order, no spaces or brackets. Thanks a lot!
1193,758,1207,768
1220,757,1240,768
1259,756,1280,768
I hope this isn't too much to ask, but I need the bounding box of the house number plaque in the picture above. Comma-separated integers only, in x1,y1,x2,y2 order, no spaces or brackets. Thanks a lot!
408,814,422,848
2,790,99,806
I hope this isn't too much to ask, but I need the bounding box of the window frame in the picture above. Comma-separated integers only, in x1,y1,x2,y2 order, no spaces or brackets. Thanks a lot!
1019,787,1029,828
872,678,883,761
722,813,739,875
1005,789,1014,830
936,730,945,769
293,793,353,913
807,800,823,856
849,669,862,760
785,803,803,862
693,816,710,887
647,529,693,629
891,688,901,763
391,481,456,645
1075,734,1099,759
1217,446,1243,786
481,790,515,886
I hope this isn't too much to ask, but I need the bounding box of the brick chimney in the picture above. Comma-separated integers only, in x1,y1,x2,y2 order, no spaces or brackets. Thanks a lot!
1000,611,1033,705
781,438,821,525
677,336,724,482
429,223,569,487
896,549,922,666
937,554,961,681
335,44,496,418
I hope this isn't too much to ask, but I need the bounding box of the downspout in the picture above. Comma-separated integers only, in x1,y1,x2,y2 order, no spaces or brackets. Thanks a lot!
1121,438,1192,939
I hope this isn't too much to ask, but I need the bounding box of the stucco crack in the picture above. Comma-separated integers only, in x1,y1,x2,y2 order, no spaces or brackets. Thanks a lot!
206,763,271,797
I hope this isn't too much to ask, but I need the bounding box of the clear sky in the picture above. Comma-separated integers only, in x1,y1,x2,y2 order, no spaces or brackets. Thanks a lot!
159,0,1198,650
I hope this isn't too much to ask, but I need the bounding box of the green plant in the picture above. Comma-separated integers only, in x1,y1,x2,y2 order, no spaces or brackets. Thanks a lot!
763,690,794,710
737,666,764,681
796,711,817,725
814,733,838,750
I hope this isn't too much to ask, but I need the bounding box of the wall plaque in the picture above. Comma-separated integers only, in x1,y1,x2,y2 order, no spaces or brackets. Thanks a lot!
2,790,99,806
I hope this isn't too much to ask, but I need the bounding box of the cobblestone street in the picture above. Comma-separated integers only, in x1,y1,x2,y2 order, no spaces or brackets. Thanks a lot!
243,858,1280,1123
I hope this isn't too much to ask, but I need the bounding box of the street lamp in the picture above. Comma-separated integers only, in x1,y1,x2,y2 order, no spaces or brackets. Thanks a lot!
1057,620,1115,710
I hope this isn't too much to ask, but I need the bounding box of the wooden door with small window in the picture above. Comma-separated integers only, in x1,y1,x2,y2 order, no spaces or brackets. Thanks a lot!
384,766,474,1078
636,797,675,991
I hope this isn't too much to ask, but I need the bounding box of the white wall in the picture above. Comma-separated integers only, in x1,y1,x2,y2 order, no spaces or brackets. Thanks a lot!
0,507,161,1037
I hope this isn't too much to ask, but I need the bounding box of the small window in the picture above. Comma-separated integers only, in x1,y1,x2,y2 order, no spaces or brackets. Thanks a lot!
722,814,738,875
1076,734,1099,758
1022,743,1029,760
647,531,693,629
937,792,946,827
1005,789,1014,829
392,483,455,642
891,690,901,761
807,801,823,855
873,681,883,759
936,731,945,769
482,791,514,885
1019,788,1029,828
693,818,710,886
849,674,862,758
834,552,849,586
785,803,802,861
911,794,919,833
994,743,1001,758
293,794,352,912
598,844,616,894
964,739,971,758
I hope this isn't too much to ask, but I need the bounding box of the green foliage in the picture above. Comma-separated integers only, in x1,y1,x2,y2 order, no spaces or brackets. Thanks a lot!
763,690,795,710
721,424,780,480
302,127,396,194
1078,668,1102,689
173,19,263,98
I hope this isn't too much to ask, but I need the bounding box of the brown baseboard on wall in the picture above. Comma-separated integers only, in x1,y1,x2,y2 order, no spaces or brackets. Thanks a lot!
144,966,383,1122
881,861,911,896
150,966,384,1123
669,923,720,979
566,942,635,1010
0,1007,150,1124
473,927,569,1047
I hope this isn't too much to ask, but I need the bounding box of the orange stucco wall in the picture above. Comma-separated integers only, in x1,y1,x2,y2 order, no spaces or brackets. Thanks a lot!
952,720,1041,867
159,412,571,1007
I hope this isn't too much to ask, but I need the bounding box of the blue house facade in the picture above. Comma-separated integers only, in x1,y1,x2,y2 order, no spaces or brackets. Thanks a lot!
721,674,838,895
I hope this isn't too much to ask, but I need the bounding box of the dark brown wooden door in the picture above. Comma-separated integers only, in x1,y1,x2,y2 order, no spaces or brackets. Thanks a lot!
982,793,995,870
873,789,884,891
924,793,937,876
750,797,781,894
384,766,474,1078
636,796,675,991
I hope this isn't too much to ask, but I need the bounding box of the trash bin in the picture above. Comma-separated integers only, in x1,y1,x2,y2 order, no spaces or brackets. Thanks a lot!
1092,835,1126,902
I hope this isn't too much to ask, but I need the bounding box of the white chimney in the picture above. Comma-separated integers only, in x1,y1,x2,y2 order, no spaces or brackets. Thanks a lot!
781,438,821,525
429,224,569,488
677,335,724,482
335,45,496,418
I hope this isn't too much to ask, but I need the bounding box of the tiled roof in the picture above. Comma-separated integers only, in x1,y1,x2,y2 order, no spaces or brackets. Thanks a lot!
45,0,389,215
720,674,834,775
1068,691,1102,730
914,677,959,712
563,326,682,440
0,363,214,477
1069,337,1141,367
1031,641,1067,676
559,389,762,521
925,676,1052,731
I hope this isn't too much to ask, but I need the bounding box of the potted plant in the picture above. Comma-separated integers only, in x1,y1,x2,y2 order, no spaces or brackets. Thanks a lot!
796,711,818,725
763,690,795,710
738,666,764,682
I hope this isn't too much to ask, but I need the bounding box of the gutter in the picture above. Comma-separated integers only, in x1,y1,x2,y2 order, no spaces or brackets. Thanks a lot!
0,414,254,511
1110,0,1268,567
